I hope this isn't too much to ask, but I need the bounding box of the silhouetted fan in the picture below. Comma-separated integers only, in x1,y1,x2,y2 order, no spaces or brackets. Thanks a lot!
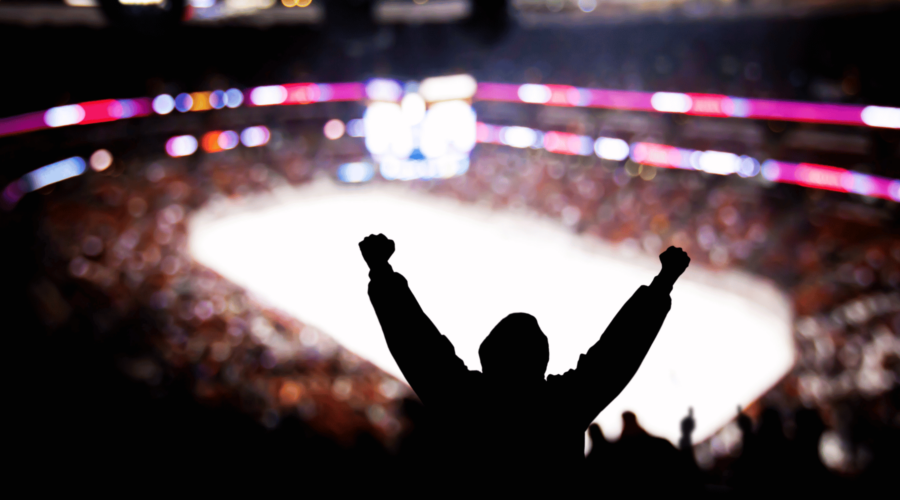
359,234,690,489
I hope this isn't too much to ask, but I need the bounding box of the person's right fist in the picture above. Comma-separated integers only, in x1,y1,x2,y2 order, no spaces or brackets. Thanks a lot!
359,234,395,271
659,246,690,279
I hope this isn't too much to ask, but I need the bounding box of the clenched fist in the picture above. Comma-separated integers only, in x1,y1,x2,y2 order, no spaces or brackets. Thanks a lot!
359,233,395,271
659,246,690,282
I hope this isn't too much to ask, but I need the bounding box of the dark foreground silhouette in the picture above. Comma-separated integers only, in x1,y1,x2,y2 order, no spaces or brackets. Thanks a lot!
360,234,690,491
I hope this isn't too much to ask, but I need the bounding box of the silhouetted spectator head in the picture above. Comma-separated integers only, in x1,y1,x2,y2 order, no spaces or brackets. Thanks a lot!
737,410,753,435
479,313,549,383
795,408,825,444
589,423,608,446
621,411,648,438
758,407,785,440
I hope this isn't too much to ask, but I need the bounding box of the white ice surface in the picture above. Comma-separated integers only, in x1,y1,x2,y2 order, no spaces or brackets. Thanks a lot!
189,179,795,443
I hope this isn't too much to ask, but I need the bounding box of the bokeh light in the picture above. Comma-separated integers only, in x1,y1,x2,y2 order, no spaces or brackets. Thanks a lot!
175,93,194,113
323,119,346,140
240,126,271,147
166,135,199,157
89,149,113,171
152,94,175,115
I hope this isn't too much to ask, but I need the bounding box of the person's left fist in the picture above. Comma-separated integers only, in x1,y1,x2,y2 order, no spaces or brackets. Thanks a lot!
359,234,395,270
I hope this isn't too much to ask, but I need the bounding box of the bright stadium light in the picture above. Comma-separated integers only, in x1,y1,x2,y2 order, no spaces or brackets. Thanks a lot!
363,102,412,157
44,105,86,128
501,126,538,149
651,92,693,113
420,100,476,158
697,151,741,176
594,137,630,161
401,93,427,126
518,84,552,104
861,106,900,129
365,79,403,102
419,74,478,102
190,180,795,445
166,135,199,157
250,86,288,106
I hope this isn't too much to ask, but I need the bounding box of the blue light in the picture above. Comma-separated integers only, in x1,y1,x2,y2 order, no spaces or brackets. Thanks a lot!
175,93,193,113
224,88,244,108
24,157,86,191
338,162,375,183
346,119,365,137
116,99,139,118
209,90,226,109
240,126,271,148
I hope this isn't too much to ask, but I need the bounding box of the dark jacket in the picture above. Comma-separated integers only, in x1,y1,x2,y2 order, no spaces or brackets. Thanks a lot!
367,265,673,481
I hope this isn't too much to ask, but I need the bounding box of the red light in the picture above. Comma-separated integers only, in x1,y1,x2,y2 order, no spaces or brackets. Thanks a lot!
284,83,321,105
202,131,224,153
632,142,683,168
544,131,580,155
794,163,849,192
686,94,729,117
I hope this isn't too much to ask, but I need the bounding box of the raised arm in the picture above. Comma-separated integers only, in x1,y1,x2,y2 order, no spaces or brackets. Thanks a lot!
561,246,690,427
360,234,469,406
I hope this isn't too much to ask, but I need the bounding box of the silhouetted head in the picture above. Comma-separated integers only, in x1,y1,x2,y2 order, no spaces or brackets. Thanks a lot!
758,407,785,442
795,408,825,444
589,423,608,446
621,411,647,438
479,313,549,383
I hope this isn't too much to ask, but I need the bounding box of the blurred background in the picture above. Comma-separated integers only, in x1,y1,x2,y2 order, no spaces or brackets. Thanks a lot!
1,0,898,493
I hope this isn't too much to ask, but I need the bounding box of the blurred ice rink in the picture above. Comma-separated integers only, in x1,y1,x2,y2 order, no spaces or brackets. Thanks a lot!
190,178,794,443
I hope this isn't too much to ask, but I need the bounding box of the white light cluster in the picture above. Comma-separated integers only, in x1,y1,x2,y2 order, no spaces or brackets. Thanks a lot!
518,84,552,104
364,102,413,158
651,92,693,113
419,74,478,102
695,151,741,176
594,137,630,161
378,155,469,181
44,105,85,128
420,100,476,158
166,135,199,157
362,76,477,182
365,79,403,102
250,86,288,106
861,106,900,129
501,126,540,149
